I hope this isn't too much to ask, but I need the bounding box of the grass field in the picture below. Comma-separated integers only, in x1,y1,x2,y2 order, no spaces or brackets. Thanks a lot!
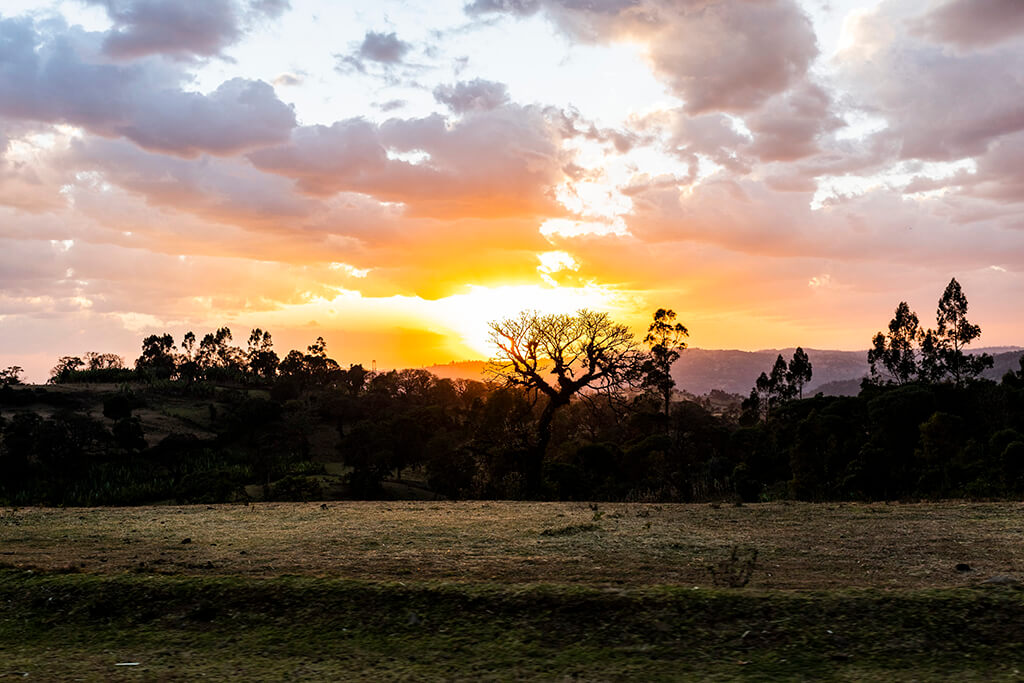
2,501,1024,680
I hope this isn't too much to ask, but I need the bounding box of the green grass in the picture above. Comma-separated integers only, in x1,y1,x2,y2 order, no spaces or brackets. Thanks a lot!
2,570,1024,680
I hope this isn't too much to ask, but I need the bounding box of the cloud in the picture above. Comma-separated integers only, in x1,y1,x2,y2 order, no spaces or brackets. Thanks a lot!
620,174,1023,275
249,104,567,218
923,131,1024,205
87,0,290,60
744,82,842,162
68,138,317,227
339,30,413,74
433,78,509,113
911,0,1024,49
466,0,818,114
837,3,1024,163
647,111,751,178
464,0,542,15
0,17,296,156
274,72,304,87
359,31,411,63
118,78,296,157
377,99,407,112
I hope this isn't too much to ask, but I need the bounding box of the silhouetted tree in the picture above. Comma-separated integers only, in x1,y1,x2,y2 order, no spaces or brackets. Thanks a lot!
917,328,945,383
340,364,369,396
487,309,641,492
177,331,200,384
49,356,85,383
197,327,244,379
926,278,993,386
641,308,689,416
135,334,177,379
278,337,341,388
246,328,280,381
770,354,792,401
745,351,804,420
304,337,341,386
84,352,124,370
867,302,920,385
1003,355,1024,389
0,366,23,386
787,347,813,399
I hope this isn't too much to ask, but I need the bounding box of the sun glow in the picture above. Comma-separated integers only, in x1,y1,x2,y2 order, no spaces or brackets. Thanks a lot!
250,282,628,366
433,284,626,357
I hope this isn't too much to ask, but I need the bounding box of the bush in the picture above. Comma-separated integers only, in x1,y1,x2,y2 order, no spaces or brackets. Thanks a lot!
103,394,134,420
268,475,324,502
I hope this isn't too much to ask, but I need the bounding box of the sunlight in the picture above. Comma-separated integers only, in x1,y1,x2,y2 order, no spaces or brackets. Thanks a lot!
433,283,625,358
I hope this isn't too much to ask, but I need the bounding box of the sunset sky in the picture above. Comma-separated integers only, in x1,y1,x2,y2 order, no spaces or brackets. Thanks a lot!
2,0,1024,381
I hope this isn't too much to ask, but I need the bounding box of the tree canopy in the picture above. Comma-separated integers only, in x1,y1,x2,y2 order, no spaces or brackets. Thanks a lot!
641,308,689,416
487,309,641,490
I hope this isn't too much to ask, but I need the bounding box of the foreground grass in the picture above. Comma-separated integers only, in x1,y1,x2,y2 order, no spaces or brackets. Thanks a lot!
4,502,1024,679
3,501,1024,589
2,570,1024,681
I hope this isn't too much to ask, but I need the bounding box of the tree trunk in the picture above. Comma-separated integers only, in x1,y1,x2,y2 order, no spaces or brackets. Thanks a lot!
526,396,565,496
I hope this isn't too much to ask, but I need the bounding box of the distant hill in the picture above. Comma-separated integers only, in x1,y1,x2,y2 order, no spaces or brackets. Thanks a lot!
419,348,1024,397
671,348,869,396
673,347,1023,397
421,360,487,381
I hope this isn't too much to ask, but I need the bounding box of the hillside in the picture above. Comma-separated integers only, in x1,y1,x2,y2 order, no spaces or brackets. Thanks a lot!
421,360,487,381
421,348,1024,397
671,347,1023,396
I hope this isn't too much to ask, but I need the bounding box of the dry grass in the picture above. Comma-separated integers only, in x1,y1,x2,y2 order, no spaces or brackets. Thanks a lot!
3,500,1022,589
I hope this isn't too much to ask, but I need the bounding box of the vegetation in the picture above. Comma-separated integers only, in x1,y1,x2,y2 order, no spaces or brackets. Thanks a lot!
0,277,1021,505
2,502,1024,680
4,570,1024,681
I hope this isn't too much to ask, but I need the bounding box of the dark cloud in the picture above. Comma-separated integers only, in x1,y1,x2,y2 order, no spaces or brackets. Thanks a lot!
911,0,1024,49
86,0,290,60
0,17,296,156
433,79,509,113
337,31,414,76
377,99,407,112
465,0,817,114
359,31,411,63
464,0,542,16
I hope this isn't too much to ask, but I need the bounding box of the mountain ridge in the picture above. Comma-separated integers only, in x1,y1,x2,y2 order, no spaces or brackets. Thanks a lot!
420,347,1024,397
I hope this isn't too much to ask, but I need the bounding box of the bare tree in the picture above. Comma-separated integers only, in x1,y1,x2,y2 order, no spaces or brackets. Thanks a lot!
487,309,641,492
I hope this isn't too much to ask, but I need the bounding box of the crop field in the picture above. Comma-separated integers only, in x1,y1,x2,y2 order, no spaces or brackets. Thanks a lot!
3,501,1024,680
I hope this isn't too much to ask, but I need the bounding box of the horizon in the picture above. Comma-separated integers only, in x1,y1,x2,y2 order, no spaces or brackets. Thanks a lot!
3,1,1024,383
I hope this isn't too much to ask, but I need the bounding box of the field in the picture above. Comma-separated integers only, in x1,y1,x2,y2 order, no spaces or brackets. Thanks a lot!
3,501,1024,679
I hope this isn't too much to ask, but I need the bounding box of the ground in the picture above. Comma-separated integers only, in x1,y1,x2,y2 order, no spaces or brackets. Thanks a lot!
3,501,1022,588
2,501,1024,680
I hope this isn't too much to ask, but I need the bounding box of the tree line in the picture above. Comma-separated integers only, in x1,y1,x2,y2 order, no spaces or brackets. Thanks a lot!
2,277,1022,505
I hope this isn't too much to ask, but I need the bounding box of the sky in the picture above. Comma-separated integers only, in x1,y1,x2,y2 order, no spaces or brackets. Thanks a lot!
2,0,1024,381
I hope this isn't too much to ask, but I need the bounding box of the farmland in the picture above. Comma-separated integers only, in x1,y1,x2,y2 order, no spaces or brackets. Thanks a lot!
3,501,1024,679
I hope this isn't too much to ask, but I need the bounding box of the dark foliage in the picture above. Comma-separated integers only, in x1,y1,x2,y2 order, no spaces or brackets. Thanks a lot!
4,291,1024,504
